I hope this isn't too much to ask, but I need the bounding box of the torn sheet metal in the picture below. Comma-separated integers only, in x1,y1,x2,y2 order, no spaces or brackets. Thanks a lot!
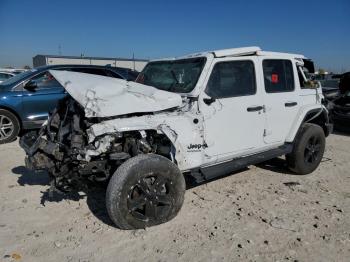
49,70,183,118
86,111,205,170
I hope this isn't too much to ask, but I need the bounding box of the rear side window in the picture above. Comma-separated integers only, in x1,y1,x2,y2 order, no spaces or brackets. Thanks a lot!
0,73,12,81
206,60,256,98
263,60,294,93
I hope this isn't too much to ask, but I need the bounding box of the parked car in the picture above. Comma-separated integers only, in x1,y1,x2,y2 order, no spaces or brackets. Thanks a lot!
332,92,350,131
331,72,350,131
0,71,16,83
319,79,340,101
0,65,138,144
20,47,331,229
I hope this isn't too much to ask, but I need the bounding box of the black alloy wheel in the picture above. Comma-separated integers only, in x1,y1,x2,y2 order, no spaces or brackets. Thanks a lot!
304,135,322,164
106,154,186,229
127,175,175,222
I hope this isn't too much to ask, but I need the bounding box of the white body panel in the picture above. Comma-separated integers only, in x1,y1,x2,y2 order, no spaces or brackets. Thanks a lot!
49,70,183,118
260,58,301,144
199,57,265,161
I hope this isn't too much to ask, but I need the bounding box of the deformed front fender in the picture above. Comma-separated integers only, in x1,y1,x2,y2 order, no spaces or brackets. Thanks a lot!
87,112,206,171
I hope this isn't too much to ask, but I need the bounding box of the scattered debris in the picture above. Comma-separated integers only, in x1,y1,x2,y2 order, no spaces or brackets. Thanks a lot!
283,182,301,187
192,191,211,201
54,241,62,248
11,253,22,261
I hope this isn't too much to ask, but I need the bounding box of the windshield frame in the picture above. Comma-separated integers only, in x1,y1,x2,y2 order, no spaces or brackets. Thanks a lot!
138,57,207,94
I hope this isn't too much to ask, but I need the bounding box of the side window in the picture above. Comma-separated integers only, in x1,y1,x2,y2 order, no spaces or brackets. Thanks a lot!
71,68,108,77
263,60,294,93
0,73,12,81
30,72,61,89
206,60,256,99
107,70,123,79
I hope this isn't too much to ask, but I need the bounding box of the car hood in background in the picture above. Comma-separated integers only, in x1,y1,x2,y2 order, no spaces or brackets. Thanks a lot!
49,70,183,118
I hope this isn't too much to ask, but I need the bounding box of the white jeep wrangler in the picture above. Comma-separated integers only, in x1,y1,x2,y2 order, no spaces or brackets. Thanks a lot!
20,47,332,229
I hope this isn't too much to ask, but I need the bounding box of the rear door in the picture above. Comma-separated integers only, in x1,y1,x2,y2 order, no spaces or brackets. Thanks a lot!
260,59,300,144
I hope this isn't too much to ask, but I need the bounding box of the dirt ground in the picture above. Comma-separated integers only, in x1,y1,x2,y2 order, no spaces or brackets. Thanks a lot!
0,133,349,262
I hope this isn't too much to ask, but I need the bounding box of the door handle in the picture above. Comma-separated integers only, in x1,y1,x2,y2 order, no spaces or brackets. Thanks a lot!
285,102,297,107
247,106,263,112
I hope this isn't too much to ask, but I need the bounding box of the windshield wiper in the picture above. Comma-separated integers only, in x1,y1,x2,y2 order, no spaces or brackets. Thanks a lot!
170,70,179,84
168,70,180,92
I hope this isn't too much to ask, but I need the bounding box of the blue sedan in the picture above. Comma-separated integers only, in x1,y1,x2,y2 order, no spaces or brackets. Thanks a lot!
0,64,138,144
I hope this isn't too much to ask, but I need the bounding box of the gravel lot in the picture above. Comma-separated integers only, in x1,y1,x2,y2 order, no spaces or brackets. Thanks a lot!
0,133,349,262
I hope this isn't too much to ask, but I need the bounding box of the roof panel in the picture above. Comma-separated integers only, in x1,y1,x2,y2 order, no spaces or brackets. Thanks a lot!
213,46,261,57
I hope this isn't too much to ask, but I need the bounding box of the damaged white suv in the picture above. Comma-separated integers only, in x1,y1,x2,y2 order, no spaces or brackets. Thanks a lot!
20,47,332,229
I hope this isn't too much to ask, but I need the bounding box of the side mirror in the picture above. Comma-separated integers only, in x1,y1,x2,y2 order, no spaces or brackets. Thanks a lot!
24,80,37,91
203,97,216,105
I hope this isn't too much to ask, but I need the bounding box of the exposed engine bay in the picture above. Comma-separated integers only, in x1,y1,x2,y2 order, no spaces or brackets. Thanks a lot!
20,97,174,193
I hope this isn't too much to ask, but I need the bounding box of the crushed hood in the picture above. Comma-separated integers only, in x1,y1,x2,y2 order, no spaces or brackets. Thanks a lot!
49,70,183,118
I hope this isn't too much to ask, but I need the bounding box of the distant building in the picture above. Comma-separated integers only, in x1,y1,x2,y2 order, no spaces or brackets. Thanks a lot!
33,54,148,71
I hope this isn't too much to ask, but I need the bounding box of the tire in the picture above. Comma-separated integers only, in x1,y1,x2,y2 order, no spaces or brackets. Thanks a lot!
287,123,325,175
0,109,20,144
106,154,186,229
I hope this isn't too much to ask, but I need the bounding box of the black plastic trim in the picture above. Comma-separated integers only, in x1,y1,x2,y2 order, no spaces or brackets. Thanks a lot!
189,144,293,182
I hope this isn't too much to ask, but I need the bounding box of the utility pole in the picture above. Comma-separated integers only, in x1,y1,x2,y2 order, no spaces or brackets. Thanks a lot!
133,52,135,71
58,44,62,55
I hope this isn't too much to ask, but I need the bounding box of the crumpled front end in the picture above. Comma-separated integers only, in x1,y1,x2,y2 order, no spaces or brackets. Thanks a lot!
19,70,208,193
20,97,175,192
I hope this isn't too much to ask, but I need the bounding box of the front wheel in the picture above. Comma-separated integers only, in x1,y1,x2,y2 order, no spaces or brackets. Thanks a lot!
287,123,325,175
106,154,186,229
0,109,20,144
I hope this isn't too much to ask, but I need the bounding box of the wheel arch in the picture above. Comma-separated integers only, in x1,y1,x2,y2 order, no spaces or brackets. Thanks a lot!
286,105,330,143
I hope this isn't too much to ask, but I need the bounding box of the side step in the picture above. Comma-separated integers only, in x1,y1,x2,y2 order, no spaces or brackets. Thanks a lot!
190,144,293,183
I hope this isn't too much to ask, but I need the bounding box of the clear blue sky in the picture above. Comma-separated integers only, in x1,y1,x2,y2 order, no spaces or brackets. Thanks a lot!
0,0,349,72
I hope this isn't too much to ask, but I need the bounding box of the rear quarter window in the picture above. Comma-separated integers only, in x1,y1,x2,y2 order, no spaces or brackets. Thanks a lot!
263,60,294,93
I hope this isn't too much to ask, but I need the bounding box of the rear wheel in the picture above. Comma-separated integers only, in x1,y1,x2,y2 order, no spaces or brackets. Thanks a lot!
106,154,186,229
0,109,20,144
287,123,325,175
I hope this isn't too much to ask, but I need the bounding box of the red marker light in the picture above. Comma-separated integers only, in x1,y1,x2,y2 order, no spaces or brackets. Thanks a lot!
271,74,279,83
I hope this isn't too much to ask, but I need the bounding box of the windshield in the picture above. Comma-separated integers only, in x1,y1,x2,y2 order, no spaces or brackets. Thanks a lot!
0,69,37,87
137,57,206,93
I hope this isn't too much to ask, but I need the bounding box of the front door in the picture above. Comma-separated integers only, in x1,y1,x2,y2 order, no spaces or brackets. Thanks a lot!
199,58,265,162
22,71,66,128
